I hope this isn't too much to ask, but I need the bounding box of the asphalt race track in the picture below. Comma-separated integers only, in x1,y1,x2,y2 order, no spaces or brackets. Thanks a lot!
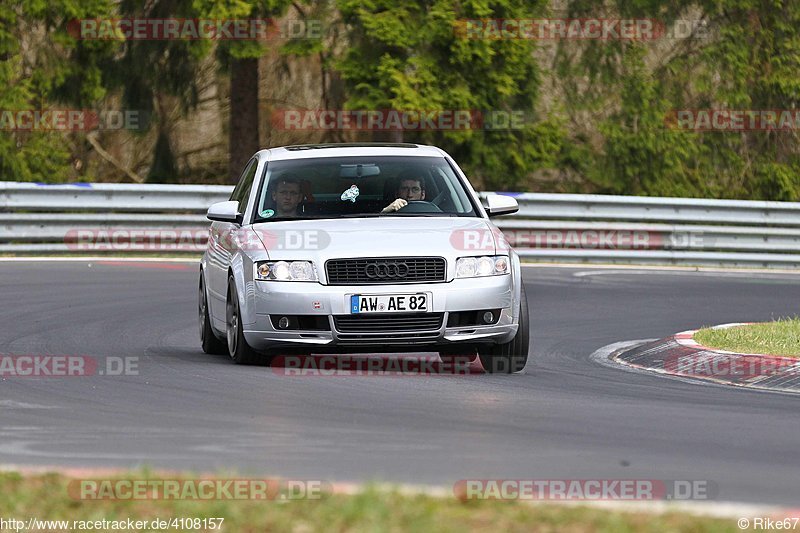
1,261,799,506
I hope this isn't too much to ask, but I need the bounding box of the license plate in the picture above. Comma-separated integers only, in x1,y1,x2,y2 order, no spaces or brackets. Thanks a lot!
350,293,430,314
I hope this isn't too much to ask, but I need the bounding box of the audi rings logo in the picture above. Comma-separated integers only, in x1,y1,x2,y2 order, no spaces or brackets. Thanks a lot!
364,261,409,279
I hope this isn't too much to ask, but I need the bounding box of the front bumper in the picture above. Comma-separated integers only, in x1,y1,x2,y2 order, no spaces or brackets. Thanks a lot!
242,276,518,351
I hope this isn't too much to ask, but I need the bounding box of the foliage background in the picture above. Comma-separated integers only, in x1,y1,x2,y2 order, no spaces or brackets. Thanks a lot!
1,0,798,200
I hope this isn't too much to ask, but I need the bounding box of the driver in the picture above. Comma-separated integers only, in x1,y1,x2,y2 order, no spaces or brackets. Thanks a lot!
381,174,426,213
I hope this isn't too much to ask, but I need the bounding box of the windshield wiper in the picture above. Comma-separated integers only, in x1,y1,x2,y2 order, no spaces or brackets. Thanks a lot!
337,212,458,218
253,215,332,222
338,213,386,218
389,212,458,217
253,217,300,222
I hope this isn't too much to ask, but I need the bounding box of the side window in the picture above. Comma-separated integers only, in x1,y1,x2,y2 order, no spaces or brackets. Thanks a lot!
229,158,258,213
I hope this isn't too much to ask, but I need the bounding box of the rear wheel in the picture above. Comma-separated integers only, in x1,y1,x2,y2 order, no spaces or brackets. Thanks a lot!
478,283,530,374
199,274,226,355
226,275,264,365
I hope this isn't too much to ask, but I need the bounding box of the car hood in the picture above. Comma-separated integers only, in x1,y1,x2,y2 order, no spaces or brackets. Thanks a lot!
250,217,506,262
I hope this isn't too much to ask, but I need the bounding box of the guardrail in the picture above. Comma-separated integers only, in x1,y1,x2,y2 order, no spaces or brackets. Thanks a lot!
2,182,799,268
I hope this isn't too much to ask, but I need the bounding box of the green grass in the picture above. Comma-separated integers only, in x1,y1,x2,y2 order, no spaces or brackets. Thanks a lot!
0,471,741,532
694,318,800,357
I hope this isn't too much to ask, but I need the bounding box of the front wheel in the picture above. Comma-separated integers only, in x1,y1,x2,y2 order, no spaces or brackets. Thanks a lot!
478,283,530,374
226,275,264,365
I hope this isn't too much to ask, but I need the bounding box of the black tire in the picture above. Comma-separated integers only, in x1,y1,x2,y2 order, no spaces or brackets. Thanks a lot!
478,283,530,374
199,274,227,355
226,275,263,365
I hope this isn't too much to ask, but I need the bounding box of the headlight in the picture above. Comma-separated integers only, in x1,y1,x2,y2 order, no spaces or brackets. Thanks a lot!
255,261,318,281
456,256,509,278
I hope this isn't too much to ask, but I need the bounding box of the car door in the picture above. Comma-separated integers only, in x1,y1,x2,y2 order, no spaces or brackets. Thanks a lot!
207,157,258,324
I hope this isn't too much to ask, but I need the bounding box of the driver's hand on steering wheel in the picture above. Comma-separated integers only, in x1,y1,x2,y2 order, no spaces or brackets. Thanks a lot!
381,198,407,213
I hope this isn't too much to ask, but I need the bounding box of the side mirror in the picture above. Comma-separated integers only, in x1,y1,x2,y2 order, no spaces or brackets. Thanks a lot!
207,201,242,224
485,195,519,217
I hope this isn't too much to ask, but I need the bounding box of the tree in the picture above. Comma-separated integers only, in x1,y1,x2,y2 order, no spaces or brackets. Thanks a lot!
197,0,293,182
0,0,116,182
335,0,566,190
107,0,211,183
555,0,800,200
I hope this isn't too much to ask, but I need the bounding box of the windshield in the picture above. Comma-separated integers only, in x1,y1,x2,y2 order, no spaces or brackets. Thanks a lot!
252,156,478,222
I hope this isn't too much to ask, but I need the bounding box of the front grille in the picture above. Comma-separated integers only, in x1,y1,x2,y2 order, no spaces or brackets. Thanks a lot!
334,333,440,346
326,257,446,285
333,313,444,345
334,313,444,333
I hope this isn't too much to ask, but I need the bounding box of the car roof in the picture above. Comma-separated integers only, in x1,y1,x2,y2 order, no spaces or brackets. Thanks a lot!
256,143,447,162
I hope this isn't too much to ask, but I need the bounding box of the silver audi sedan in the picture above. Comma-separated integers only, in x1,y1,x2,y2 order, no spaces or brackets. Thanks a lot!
198,143,529,373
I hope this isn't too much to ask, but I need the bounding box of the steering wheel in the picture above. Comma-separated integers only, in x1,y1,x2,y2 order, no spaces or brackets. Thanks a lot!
396,200,443,214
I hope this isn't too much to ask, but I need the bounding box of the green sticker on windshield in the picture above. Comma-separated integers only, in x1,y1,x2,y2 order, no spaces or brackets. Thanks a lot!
260,209,275,218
